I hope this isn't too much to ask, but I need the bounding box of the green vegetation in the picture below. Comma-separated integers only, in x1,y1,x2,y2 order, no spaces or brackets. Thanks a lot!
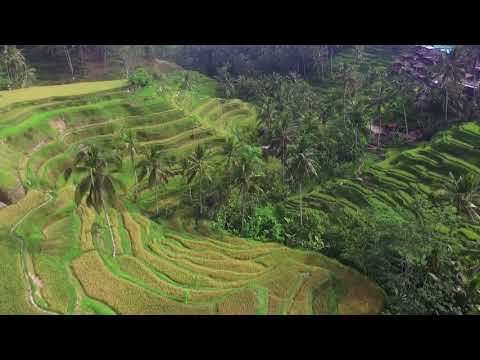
2,45,480,315
0,66,384,315
128,68,153,89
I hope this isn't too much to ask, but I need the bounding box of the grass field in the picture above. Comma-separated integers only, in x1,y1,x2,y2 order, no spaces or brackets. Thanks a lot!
0,71,384,315
0,80,126,108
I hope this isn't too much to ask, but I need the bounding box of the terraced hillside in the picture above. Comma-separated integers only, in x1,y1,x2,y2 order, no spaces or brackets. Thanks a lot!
287,121,480,242
0,71,384,315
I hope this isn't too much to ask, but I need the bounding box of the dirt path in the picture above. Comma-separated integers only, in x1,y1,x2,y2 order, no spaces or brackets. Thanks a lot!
10,192,59,315
17,139,50,188
50,118,66,135
280,272,310,315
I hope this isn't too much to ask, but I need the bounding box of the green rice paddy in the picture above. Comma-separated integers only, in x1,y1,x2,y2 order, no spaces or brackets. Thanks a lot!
287,120,480,243
0,72,384,315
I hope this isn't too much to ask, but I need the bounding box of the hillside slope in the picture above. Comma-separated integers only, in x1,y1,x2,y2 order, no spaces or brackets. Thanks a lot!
0,71,385,315
287,122,480,242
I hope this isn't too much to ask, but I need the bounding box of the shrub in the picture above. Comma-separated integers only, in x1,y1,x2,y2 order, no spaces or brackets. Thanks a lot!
128,68,153,89
283,208,328,251
0,72,9,90
244,205,284,242
321,195,479,314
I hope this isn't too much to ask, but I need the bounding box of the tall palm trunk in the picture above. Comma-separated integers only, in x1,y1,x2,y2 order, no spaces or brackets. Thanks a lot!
199,177,203,218
377,116,382,148
445,87,449,124
130,152,138,200
474,71,477,101
240,190,245,234
104,46,108,68
79,46,85,65
376,81,383,148
155,179,159,217
301,52,306,78
403,103,408,136
102,199,116,257
299,182,303,226
5,64,12,86
63,46,74,80
330,53,333,76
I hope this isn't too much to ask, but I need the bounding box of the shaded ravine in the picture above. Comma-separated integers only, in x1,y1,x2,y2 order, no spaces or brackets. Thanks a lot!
10,191,59,315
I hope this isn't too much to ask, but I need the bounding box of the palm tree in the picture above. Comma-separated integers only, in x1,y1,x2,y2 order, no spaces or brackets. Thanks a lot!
433,49,464,124
222,134,242,191
286,134,319,226
21,66,36,88
63,45,75,80
64,145,124,257
312,45,328,81
136,148,173,217
259,95,276,132
346,96,368,149
34,45,74,80
445,172,480,222
223,133,241,168
353,45,365,63
230,144,265,232
183,145,213,220
0,45,33,89
392,75,416,137
121,130,139,200
337,63,360,125
179,158,193,201
326,45,336,76
180,71,194,109
272,115,296,183
217,63,236,99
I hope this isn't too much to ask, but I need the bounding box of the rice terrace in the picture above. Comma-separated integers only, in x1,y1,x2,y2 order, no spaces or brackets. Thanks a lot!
1,45,480,315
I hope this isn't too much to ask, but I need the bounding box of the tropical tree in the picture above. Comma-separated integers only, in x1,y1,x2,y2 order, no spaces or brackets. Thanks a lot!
312,45,329,81
338,63,356,123
178,71,194,108
392,74,417,136
63,45,75,80
216,62,236,98
229,144,265,232
183,145,213,220
117,45,144,78
271,115,296,182
353,45,366,63
223,133,241,168
180,158,193,201
128,68,153,90
121,130,140,200
346,95,369,149
136,148,173,217
369,69,390,147
0,45,36,89
258,94,277,132
286,134,319,225
64,145,124,257
433,49,465,124
444,172,480,222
